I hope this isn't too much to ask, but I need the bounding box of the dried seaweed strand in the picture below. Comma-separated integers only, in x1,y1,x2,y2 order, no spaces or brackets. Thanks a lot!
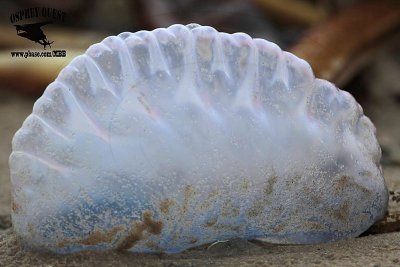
290,0,400,85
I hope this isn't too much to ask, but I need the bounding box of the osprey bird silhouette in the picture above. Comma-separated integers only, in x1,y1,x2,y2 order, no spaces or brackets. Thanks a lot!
14,21,54,49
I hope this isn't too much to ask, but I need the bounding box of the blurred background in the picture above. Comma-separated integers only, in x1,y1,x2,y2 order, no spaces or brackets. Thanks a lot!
0,0,399,231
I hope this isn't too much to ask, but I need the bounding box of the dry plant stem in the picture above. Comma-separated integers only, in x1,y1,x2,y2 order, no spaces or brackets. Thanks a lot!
130,0,247,30
254,0,327,26
0,215,11,230
0,49,83,96
362,213,400,235
290,0,400,86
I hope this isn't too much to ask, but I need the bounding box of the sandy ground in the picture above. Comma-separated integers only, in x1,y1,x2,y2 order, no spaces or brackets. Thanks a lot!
0,229,400,267
0,52,399,266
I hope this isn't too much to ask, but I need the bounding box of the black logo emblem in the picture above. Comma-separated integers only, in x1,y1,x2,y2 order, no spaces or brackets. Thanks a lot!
14,21,54,49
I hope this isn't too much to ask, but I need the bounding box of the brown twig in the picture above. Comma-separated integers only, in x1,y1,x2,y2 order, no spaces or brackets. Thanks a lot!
0,49,84,96
361,212,400,236
290,0,400,86
0,214,11,230
254,0,327,26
